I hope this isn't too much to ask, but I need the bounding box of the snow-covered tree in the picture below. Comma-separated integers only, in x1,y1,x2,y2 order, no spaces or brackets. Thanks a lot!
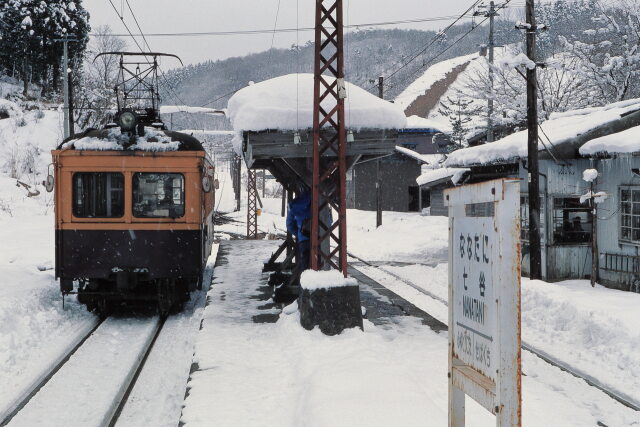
559,0,640,103
0,0,90,97
73,25,127,129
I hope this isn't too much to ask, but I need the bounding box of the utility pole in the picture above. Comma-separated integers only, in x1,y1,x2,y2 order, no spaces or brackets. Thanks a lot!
591,182,598,287
55,36,78,139
62,37,70,138
487,1,496,143
525,0,542,280
474,2,498,142
376,76,383,228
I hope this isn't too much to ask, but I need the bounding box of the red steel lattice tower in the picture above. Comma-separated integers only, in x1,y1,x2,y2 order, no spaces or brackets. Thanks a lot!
311,0,348,274
247,170,258,239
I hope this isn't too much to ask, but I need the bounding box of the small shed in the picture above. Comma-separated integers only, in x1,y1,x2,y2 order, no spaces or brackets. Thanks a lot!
416,167,469,216
445,99,640,291
347,116,454,212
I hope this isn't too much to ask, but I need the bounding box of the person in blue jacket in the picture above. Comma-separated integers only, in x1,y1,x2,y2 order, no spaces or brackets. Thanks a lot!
286,191,312,275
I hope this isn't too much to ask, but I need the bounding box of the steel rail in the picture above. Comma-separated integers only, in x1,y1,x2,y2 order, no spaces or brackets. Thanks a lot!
0,317,105,426
104,315,167,427
347,252,640,413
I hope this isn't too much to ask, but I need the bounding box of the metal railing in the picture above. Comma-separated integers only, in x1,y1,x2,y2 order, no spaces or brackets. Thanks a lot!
602,253,640,274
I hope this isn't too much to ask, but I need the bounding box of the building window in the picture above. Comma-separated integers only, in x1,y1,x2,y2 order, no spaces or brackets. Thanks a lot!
552,197,592,244
73,172,124,218
133,173,185,218
520,195,544,243
620,186,640,243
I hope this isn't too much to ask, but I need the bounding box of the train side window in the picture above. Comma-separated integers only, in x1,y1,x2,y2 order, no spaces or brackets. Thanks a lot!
133,173,185,218
73,172,124,218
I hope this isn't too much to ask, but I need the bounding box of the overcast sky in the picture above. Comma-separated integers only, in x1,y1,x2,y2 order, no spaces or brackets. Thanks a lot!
85,0,525,66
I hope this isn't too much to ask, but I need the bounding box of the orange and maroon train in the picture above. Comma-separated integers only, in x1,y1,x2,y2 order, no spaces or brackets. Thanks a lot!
48,125,216,314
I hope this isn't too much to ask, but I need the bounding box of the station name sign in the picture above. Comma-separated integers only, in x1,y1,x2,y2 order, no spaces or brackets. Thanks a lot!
444,179,522,427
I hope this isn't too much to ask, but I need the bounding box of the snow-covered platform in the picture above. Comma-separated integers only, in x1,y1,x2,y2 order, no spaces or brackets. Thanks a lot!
180,240,451,426
180,240,638,426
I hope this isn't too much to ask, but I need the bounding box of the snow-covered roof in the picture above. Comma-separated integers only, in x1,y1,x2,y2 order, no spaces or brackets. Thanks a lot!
61,127,196,152
394,53,478,111
160,105,227,116
446,99,640,167
416,167,469,187
579,125,640,156
404,115,445,131
227,73,407,132
395,146,444,165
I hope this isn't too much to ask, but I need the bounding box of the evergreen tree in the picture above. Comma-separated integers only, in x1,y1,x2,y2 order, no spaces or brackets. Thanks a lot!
438,96,482,147
0,0,90,97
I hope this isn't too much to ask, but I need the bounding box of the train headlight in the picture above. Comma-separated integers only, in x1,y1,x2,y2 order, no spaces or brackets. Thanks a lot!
118,110,137,132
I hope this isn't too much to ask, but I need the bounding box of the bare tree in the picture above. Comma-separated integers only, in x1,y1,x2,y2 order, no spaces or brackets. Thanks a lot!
74,25,127,129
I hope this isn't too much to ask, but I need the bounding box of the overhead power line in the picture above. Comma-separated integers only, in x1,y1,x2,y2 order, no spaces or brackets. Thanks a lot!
383,0,515,91
93,15,475,38
379,0,484,87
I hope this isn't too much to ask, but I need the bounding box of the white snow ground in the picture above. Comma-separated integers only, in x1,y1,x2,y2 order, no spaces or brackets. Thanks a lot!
182,240,638,426
114,245,219,427
0,103,100,418
7,317,161,427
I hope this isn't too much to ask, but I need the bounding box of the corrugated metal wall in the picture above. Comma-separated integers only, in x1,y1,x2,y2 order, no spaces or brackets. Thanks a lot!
352,156,422,212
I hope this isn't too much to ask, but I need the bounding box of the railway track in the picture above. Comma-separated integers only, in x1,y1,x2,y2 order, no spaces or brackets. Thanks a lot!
347,251,640,413
0,315,166,427
0,318,104,426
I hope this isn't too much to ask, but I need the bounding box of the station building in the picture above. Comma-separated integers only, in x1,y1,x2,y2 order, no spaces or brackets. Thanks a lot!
440,99,640,292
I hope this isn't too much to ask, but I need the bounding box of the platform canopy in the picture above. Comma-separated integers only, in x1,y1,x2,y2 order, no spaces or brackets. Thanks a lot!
227,74,407,171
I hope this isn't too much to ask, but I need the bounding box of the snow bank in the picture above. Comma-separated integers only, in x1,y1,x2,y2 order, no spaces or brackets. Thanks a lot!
0,100,62,182
446,98,640,166
579,124,640,155
300,269,357,291
0,176,96,415
64,127,181,152
416,167,469,187
394,53,478,111
227,74,407,132
347,210,449,264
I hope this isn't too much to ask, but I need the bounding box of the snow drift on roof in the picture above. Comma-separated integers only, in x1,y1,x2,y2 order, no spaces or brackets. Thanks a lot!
416,167,469,187
405,115,445,130
227,73,407,132
394,53,478,111
160,105,226,116
395,146,444,165
63,127,181,152
579,125,640,156
446,98,640,167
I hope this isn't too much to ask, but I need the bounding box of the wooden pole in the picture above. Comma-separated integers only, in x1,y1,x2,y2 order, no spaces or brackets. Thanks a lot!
526,0,542,280
591,181,598,287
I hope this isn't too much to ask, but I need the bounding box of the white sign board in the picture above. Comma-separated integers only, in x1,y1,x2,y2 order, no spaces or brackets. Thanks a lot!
445,179,521,427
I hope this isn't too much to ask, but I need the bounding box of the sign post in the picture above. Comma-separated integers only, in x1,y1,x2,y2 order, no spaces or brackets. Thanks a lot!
444,178,521,427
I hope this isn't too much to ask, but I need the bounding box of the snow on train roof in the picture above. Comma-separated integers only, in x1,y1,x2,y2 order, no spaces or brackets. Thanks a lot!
227,73,407,132
62,127,184,152
445,98,640,167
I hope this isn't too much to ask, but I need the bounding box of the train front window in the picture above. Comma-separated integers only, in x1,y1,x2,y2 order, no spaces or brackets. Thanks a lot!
73,173,124,218
133,173,185,218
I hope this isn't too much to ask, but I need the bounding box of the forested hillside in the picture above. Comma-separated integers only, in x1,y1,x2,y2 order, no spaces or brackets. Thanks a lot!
161,21,521,124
